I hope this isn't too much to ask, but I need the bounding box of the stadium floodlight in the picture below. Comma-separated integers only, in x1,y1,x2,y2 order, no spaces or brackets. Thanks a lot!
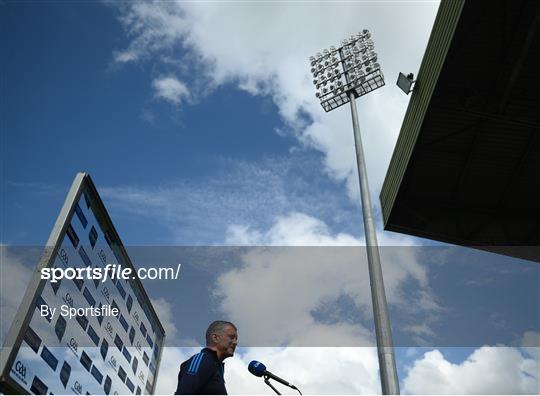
310,30,384,112
308,31,399,395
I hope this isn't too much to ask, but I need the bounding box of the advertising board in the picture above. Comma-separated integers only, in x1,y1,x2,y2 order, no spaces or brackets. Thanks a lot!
0,173,165,394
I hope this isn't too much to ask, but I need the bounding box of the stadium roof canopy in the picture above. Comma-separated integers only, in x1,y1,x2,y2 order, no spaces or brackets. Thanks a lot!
380,0,540,262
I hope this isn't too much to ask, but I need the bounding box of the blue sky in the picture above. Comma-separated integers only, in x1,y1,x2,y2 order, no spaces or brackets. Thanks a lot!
1,1,539,394
2,1,357,245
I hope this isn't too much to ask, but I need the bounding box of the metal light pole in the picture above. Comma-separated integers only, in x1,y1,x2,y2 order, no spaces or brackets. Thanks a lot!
309,31,400,395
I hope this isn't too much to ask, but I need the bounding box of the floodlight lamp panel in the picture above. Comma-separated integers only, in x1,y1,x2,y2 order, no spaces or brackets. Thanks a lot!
396,72,414,94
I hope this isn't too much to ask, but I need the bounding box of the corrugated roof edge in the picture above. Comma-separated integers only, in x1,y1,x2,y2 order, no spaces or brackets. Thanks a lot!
379,0,466,226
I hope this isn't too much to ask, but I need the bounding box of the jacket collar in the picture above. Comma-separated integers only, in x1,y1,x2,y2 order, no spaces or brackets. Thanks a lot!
202,347,221,363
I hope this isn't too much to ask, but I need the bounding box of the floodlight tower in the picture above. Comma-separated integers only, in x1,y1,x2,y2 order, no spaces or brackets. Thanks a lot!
309,31,399,395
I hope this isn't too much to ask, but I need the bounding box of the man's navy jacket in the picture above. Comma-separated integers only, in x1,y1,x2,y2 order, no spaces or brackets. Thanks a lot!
175,348,227,395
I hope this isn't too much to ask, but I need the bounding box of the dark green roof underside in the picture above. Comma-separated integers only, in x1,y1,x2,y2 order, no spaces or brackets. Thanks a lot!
380,0,540,262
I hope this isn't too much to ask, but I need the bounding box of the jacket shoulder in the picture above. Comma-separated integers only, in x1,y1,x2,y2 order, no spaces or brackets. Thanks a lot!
185,351,213,375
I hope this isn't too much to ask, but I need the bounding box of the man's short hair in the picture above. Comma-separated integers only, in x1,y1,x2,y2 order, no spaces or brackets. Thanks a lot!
205,321,237,346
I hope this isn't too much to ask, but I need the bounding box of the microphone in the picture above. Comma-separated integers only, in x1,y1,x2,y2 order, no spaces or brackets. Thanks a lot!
248,361,300,392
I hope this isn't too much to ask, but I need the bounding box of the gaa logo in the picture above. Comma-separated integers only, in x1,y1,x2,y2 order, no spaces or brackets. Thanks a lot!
135,341,142,353
68,337,78,356
133,310,140,324
138,371,145,383
102,287,110,302
63,292,74,307
73,380,82,394
98,249,107,265
59,248,69,265
105,322,114,338
15,361,26,378
108,356,117,369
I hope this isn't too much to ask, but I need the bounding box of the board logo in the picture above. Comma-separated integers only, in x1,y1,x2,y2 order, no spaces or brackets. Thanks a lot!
12,360,28,385
58,248,69,266
63,292,74,307
68,337,79,357
108,355,117,370
105,321,114,339
72,380,82,394
102,286,111,303
15,361,26,378
98,249,107,265
133,310,140,325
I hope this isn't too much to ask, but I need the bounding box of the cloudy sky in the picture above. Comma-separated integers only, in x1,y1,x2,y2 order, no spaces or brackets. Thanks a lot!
1,1,539,394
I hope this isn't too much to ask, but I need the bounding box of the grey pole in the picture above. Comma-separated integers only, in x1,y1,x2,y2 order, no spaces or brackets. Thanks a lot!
348,90,400,395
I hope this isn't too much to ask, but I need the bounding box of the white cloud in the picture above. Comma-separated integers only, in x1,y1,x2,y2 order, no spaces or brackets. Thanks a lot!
109,1,440,202
226,212,360,246
403,347,539,394
100,155,360,244
152,76,190,105
229,347,381,394
151,297,179,343
156,347,381,395
156,345,539,395
219,213,439,347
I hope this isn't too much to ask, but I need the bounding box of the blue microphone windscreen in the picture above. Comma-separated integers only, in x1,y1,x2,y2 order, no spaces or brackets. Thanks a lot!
248,360,266,377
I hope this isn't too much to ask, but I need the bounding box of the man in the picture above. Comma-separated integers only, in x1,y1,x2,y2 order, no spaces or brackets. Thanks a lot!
175,321,238,395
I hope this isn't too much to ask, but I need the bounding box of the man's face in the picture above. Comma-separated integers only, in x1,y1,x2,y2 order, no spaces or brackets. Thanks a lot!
213,325,238,360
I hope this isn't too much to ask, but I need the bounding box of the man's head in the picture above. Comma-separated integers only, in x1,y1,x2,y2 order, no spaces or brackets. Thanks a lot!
206,321,238,361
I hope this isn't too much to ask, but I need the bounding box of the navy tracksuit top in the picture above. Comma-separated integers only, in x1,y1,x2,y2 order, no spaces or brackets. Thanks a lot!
175,348,227,395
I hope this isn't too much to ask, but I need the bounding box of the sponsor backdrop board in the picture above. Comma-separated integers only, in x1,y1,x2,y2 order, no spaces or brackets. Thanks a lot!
0,173,165,395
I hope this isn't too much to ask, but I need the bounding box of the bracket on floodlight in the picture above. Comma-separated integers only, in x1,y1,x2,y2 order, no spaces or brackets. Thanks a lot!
397,72,416,95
